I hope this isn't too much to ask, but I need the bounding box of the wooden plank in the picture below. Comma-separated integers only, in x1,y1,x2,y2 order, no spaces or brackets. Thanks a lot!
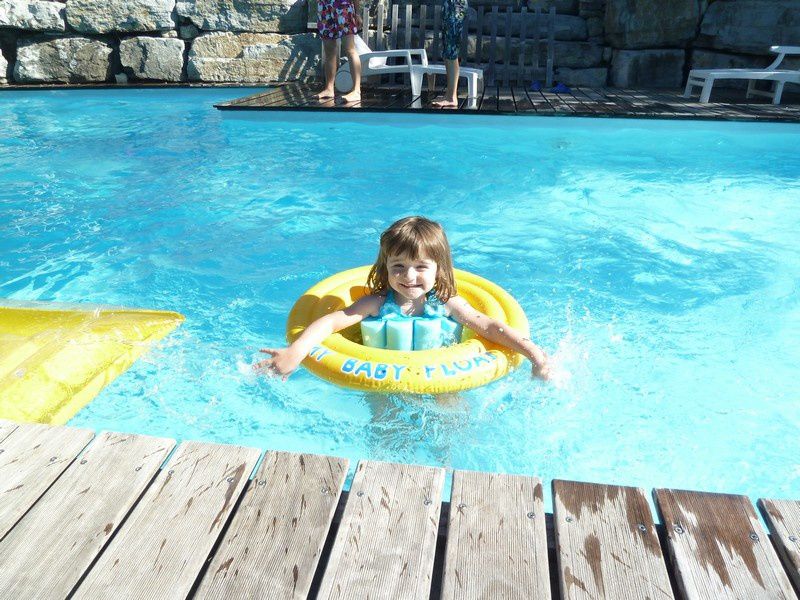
488,6,498,86
554,480,674,600
545,6,555,88
390,3,399,50
531,7,540,85
376,4,385,50
419,4,427,56
432,5,442,62
72,440,261,599
502,7,512,88
0,421,93,539
460,8,469,66
441,471,549,599
497,86,516,113
478,84,499,112
361,6,370,43
404,4,412,51
195,451,348,600
654,489,796,599
758,498,800,592
0,431,175,598
316,460,445,599
475,5,484,65
516,7,527,86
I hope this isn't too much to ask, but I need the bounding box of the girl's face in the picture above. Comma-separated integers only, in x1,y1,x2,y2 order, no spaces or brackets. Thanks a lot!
386,253,438,302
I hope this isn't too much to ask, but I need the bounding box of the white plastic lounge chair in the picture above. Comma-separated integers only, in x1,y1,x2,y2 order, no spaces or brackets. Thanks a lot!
334,36,429,92
684,45,800,104
409,64,484,100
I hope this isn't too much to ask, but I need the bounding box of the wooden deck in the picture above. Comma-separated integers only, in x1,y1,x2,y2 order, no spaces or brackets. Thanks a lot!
215,82,800,123
1,418,799,599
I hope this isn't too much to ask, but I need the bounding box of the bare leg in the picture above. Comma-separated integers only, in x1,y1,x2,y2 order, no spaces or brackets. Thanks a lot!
432,59,459,108
317,39,338,99
339,34,362,103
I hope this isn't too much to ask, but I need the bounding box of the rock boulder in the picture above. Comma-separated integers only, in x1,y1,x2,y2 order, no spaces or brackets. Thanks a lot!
0,51,8,83
14,36,112,82
0,0,65,32
697,0,800,55
611,48,685,88
187,31,318,82
606,0,699,49
176,0,307,35
66,0,175,34
120,36,185,81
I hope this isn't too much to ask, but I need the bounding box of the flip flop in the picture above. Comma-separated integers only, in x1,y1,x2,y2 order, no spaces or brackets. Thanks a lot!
551,82,571,93
530,80,542,92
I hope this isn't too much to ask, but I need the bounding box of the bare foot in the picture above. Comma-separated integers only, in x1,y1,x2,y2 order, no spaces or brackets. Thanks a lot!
432,98,458,108
316,89,335,100
338,91,361,104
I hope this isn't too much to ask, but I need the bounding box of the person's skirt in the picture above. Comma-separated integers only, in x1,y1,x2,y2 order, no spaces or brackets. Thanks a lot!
318,0,359,39
441,0,468,59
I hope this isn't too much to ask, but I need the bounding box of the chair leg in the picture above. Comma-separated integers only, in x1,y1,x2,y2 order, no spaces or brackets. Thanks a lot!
683,79,695,98
746,79,755,99
410,70,423,96
773,81,785,104
699,78,714,103
466,74,477,99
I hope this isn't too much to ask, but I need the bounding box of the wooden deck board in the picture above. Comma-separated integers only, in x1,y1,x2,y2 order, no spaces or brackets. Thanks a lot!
758,498,800,592
214,84,800,122
441,470,550,600
316,460,446,599
0,420,94,539
73,440,261,599
654,489,796,599
0,431,174,599
195,451,348,600
554,480,674,600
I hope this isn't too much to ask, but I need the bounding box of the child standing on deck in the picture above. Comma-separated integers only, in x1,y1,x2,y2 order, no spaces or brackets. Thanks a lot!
256,216,551,381
317,0,362,104
432,0,468,108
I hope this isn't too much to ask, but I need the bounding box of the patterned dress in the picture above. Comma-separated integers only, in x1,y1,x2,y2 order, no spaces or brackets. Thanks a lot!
441,0,468,60
317,0,359,40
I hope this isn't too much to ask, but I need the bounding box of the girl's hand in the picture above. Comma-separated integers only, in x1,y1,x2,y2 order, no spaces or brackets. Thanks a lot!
254,347,303,380
531,357,551,381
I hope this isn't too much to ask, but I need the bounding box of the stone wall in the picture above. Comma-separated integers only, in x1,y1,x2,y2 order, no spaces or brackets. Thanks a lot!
0,0,797,87
0,0,318,84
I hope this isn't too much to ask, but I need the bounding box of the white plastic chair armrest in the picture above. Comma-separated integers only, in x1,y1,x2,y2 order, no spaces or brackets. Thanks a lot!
770,45,800,54
363,49,415,65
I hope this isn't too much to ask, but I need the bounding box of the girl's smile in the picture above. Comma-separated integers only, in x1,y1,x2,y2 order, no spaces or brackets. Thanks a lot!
387,254,438,307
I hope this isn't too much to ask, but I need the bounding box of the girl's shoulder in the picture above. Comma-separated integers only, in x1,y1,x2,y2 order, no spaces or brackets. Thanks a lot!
353,293,389,317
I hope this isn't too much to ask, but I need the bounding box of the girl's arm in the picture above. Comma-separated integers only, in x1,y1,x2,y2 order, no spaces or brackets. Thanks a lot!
446,296,551,380
256,294,384,379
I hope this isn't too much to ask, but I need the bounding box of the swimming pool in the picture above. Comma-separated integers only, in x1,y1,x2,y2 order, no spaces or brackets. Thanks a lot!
2,88,799,506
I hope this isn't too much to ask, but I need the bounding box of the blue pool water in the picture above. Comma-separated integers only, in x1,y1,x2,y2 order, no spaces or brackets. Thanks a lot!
2,89,799,506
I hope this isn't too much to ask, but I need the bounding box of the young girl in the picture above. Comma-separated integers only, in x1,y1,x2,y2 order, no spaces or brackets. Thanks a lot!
317,0,362,104
257,216,550,380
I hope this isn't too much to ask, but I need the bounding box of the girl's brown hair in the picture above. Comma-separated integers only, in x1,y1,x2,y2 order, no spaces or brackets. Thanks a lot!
367,216,457,302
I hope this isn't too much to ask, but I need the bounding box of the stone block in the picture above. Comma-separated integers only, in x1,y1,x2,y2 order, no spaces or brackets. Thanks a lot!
0,0,66,32
187,31,318,82
527,0,579,15
179,23,199,39
697,0,800,55
555,65,607,86
478,11,587,42
14,35,112,82
554,40,603,67
611,48,685,88
606,0,699,49
176,0,307,35
66,0,175,34
0,50,7,83
120,36,185,81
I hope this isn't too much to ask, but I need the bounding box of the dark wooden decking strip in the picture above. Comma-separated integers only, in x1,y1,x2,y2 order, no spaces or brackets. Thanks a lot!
2,418,800,599
216,83,800,123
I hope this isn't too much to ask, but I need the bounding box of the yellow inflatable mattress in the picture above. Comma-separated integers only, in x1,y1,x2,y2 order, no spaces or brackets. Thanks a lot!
0,303,184,425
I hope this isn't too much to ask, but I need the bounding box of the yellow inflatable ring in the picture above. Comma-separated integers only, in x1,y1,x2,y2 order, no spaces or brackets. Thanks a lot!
286,266,528,393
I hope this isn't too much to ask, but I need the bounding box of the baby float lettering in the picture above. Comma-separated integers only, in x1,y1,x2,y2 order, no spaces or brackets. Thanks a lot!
335,351,499,382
